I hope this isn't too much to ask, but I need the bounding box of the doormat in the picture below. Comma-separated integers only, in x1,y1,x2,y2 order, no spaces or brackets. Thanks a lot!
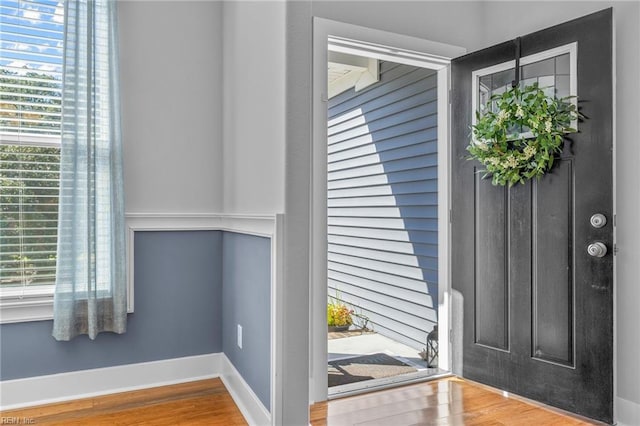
328,353,417,387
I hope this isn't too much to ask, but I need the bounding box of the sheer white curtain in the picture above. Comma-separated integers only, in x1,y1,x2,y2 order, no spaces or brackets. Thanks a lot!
53,0,126,341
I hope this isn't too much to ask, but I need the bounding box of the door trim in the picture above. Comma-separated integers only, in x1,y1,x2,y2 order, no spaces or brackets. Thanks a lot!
311,17,465,403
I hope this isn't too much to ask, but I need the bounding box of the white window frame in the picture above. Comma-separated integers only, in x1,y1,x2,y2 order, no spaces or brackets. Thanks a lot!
0,0,134,323
1,0,65,323
1,132,134,322
0,285,56,323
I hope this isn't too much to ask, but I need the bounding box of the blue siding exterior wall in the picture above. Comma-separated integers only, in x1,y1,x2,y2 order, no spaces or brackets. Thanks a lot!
328,61,439,350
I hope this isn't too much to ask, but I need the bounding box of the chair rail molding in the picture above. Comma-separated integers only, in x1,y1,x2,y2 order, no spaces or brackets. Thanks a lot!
125,212,279,236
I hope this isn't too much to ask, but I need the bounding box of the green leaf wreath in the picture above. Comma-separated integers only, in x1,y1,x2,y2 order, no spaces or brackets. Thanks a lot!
468,83,581,186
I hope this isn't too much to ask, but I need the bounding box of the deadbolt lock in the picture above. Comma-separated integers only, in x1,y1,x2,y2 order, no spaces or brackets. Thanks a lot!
590,213,607,229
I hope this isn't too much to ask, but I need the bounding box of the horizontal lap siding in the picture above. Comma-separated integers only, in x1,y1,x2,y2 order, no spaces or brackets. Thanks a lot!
328,61,438,351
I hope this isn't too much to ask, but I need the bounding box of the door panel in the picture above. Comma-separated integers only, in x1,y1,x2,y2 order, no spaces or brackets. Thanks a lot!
532,160,574,365
451,9,613,423
474,177,509,351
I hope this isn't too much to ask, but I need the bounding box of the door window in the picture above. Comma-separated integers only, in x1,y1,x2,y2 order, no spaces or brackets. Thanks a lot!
472,43,577,135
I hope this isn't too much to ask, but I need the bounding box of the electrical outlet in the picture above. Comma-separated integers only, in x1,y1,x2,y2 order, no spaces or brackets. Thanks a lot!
237,324,243,349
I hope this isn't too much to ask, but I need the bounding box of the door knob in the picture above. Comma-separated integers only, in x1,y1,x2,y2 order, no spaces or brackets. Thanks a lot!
587,242,607,258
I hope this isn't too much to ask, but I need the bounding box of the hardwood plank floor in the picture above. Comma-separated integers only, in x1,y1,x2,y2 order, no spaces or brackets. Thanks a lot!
311,377,602,426
0,378,247,425
2,376,603,425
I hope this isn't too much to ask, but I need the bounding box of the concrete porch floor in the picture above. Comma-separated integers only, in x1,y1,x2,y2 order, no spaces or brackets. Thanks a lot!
328,332,431,370
327,332,446,396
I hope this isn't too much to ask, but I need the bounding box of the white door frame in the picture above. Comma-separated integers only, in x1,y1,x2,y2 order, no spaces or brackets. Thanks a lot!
311,17,466,403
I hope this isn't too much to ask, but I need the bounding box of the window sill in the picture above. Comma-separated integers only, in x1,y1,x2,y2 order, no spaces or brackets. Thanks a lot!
0,287,55,324
0,286,135,324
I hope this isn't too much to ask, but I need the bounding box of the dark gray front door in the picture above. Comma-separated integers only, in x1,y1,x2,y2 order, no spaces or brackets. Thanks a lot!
451,9,613,423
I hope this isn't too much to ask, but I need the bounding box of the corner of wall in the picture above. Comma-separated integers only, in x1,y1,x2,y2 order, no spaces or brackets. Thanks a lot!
616,394,640,426
220,354,271,426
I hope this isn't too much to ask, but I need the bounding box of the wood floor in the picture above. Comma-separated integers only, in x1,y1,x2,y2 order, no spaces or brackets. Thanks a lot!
311,377,600,426
0,378,247,425
2,376,601,425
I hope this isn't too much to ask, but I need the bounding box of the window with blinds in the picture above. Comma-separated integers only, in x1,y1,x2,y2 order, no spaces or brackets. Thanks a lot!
1,0,64,290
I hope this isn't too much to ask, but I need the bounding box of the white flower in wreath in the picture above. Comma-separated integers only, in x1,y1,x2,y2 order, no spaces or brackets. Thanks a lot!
496,109,510,124
473,138,490,151
524,145,537,159
503,155,519,168
544,120,553,133
515,104,525,118
486,157,501,167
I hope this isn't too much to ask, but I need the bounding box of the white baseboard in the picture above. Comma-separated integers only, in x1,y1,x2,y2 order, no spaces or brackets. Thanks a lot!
220,354,271,426
0,353,222,411
0,353,272,426
616,395,640,426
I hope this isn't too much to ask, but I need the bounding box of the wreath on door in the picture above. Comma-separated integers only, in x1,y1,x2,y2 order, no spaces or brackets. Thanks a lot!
468,83,581,186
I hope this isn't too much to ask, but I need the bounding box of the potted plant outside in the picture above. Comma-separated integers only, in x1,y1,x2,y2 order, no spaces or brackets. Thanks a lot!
327,300,353,332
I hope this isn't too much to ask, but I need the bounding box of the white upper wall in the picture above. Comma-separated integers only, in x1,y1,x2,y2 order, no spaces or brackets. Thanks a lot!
312,0,486,51
119,1,223,214
222,1,286,214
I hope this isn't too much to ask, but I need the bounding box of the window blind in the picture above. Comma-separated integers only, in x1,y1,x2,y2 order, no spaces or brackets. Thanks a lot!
1,0,64,288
